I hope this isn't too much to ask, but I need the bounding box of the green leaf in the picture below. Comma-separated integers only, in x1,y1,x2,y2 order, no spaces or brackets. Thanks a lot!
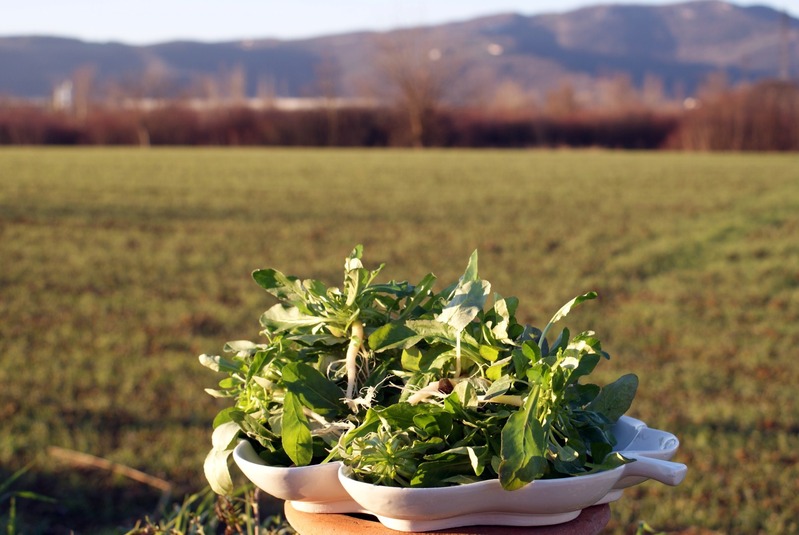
412,445,489,485
436,280,491,332
211,420,241,450
587,373,639,422
212,407,236,428
404,319,455,339
203,420,242,495
259,304,325,333
282,362,345,416
399,273,438,319
8,490,56,503
587,452,632,473
344,246,365,306
521,341,541,362
0,464,34,497
204,447,234,495
281,391,313,466
413,410,454,438
539,292,597,350
489,297,515,343
568,383,602,406
401,347,425,372
252,268,307,307
245,350,271,383
381,402,433,430
452,380,478,408
569,353,602,383
289,333,345,346
340,407,383,447
550,327,570,356
459,250,480,284
369,322,421,352
223,340,260,353
479,344,500,362
412,455,476,487
483,374,514,400
498,392,547,490
198,353,241,374
227,411,278,447
511,348,531,377
486,358,509,381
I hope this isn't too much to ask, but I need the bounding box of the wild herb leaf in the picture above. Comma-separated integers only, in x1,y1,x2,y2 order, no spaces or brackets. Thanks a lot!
398,273,438,319
368,322,421,352
436,280,491,332
252,269,308,309
198,353,241,374
539,291,597,351
259,304,327,333
281,391,313,466
281,362,345,416
587,373,639,422
227,411,278,447
499,391,547,490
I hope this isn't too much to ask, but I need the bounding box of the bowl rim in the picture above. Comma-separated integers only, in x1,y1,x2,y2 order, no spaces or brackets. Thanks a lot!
232,439,343,474
337,456,626,494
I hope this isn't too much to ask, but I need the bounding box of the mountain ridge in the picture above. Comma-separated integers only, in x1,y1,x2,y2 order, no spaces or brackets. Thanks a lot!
1,0,796,102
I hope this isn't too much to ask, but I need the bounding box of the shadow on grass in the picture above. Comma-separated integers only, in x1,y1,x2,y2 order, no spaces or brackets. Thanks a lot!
2,465,285,534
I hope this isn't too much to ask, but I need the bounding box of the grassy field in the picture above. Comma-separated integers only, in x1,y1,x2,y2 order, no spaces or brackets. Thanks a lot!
1,147,798,533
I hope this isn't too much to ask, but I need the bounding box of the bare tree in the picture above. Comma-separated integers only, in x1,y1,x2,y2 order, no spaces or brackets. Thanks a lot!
372,30,461,147
597,73,640,112
315,54,342,145
545,81,579,116
641,73,666,109
227,63,247,105
72,64,95,119
488,80,538,119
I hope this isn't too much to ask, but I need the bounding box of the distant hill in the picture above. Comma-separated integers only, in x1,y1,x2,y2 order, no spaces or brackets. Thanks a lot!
1,0,796,102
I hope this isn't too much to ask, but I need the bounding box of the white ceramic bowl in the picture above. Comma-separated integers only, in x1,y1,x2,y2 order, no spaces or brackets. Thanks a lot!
233,416,685,525
600,415,682,503
336,416,686,532
232,441,361,513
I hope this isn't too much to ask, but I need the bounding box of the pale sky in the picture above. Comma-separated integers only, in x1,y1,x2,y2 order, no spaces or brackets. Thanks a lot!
2,0,798,44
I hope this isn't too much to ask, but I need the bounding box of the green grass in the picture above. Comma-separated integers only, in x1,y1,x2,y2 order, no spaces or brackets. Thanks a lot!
1,147,798,533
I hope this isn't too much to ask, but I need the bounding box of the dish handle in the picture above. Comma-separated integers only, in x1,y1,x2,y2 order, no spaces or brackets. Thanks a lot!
623,455,687,486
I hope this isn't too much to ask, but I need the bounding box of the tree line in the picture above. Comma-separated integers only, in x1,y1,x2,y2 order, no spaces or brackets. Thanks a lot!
2,78,797,150
1,26,797,151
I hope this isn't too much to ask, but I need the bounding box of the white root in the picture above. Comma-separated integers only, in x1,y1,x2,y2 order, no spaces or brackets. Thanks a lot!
406,383,447,405
406,377,466,405
345,320,364,402
301,407,354,437
405,377,523,407
477,394,524,407
301,406,332,427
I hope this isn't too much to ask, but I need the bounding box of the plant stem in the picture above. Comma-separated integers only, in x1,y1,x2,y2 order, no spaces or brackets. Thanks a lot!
455,330,462,377
478,394,524,407
345,320,364,401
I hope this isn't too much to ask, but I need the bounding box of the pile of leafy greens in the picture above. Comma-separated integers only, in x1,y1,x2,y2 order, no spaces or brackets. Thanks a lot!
200,246,637,495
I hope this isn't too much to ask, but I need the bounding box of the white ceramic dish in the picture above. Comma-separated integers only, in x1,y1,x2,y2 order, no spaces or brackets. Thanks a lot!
232,441,361,513
600,415,683,503
233,415,685,526
337,416,686,532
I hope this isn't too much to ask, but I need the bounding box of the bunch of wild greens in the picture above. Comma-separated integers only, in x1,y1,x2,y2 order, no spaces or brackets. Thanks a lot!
339,251,639,490
200,246,637,495
200,246,435,494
